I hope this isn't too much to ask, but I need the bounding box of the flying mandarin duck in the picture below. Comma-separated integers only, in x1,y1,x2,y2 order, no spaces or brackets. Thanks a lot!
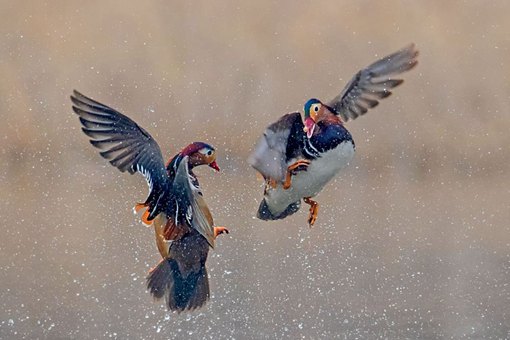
249,44,419,227
71,90,228,312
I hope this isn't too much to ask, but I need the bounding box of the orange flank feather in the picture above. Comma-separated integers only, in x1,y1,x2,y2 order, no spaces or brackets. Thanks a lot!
153,214,170,258
163,219,190,242
152,213,193,259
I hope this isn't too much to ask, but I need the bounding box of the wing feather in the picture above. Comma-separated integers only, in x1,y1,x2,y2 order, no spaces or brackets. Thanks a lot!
72,90,167,178
72,90,170,220
248,112,306,182
327,44,419,122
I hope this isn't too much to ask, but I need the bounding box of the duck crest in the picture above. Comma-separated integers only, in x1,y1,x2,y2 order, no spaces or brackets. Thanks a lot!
180,142,211,157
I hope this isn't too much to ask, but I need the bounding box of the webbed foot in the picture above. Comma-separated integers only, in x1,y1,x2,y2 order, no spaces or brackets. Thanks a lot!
214,226,230,238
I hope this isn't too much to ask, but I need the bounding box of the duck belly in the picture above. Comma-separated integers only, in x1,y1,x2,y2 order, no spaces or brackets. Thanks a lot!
265,141,355,215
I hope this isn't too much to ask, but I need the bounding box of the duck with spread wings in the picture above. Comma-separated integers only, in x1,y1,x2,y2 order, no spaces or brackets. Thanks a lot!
71,90,228,312
249,44,419,227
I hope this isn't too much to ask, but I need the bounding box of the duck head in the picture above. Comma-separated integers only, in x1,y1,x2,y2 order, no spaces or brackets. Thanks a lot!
180,142,220,171
303,98,326,138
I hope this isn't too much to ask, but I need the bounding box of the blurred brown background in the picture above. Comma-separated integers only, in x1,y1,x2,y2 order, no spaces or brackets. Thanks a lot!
1,1,509,339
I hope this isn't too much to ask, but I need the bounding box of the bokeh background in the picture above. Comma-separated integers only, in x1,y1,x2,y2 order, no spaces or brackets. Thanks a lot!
1,1,509,339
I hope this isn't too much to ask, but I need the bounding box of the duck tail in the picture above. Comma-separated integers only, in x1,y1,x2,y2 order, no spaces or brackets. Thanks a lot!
147,258,209,312
257,198,301,220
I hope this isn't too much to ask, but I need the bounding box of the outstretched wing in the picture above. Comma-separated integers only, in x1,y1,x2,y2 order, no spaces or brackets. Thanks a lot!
248,112,306,182
172,156,215,248
327,44,419,122
71,90,170,219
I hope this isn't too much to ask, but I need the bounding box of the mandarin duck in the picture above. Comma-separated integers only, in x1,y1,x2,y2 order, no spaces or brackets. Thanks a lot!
71,90,228,312
249,44,419,227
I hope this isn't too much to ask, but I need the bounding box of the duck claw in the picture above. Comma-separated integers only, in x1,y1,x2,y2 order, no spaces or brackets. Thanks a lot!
291,164,309,174
283,159,311,189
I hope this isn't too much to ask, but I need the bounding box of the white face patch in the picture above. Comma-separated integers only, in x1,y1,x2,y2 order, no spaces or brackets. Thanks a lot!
310,103,321,121
199,148,214,156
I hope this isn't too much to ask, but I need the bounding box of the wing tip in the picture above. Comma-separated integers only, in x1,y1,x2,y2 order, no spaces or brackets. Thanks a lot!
401,43,420,71
71,89,85,103
402,43,419,57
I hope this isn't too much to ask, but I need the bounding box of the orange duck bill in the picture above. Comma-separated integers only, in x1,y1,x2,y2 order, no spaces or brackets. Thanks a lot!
208,160,220,172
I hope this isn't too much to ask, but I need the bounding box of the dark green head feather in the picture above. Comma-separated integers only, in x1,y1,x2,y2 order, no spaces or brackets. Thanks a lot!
304,98,321,118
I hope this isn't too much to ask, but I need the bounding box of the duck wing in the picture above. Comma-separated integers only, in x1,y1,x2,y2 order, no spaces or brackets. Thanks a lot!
327,44,419,122
71,90,170,220
248,112,306,183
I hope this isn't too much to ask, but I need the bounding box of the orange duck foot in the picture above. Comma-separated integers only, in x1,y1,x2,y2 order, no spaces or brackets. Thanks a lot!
214,226,229,238
134,202,146,213
133,203,153,226
303,197,319,227
283,159,311,189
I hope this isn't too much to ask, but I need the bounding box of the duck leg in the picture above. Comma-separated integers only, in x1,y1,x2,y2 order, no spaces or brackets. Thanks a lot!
303,197,319,227
283,159,311,189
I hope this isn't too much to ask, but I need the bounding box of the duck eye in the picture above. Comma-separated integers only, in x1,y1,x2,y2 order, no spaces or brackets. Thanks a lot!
207,150,213,156
314,105,319,112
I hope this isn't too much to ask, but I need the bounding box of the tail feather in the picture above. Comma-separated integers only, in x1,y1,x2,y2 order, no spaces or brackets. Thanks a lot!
257,198,301,220
187,270,209,309
146,259,172,299
147,258,209,312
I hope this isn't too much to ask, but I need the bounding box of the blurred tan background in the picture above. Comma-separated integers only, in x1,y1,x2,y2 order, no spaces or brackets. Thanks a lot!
1,1,509,339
